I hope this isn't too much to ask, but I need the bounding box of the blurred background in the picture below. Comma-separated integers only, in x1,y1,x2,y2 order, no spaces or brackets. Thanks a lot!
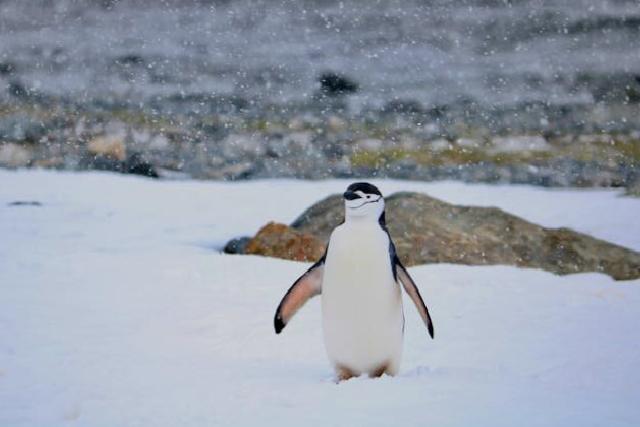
1,0,639,190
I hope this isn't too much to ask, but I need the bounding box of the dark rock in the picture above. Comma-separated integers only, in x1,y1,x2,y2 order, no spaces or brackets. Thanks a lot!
113,54,145,67
125,152,159,178
7,200,42,207
318,72,359,96
80,151,158,178
7,80,31,99
566,15,640,36
286,192,640,281
383,99,424,115
223,236,251,254
573,71,640,104
0,62,17,76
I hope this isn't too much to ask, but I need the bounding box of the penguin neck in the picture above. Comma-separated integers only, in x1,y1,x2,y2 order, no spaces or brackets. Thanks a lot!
345,215,377,224
344,209,386,226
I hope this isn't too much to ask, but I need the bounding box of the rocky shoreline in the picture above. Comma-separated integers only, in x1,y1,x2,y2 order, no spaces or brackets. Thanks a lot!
2,0,639,189
1,97,639,191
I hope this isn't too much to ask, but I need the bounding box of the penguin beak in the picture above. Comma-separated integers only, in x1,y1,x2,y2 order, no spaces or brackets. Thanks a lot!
343,191,361,200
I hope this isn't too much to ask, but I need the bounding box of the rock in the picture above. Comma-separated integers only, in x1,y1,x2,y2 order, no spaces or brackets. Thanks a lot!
288,117,306,131
219,162,256,180
383,99,424,114
290,194,344,238
267,132,314,158
147,134,170,151
223,237,251,255
318,72,359,96
131,129,152,145
427,138,451,151
87,135,127,161
113,54,145,67
490,135,552,153
221,133,265,160
626,179,640,197
81,144,158,178
7,200,41,207
125,152,159,178
7,80,32,99
0,143,31,167
0,113,47,142
355,138,384,151
397,134,421,151
456,138,481,148
245,222,325,262
0,61,17,76
577,134,613,145
327,115,348,133
285,192,640,281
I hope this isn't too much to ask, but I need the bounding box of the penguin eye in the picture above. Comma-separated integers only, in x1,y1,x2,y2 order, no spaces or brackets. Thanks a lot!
366,195,371,199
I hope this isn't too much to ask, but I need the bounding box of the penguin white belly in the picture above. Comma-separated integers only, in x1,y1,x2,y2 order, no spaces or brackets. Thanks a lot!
321,223,404,376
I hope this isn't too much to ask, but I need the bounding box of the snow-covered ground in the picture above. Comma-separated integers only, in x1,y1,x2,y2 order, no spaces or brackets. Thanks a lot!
1,170,639,427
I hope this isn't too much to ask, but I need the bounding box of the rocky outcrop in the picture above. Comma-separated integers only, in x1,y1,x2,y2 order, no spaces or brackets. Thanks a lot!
230,192,640,281
244,222,325,263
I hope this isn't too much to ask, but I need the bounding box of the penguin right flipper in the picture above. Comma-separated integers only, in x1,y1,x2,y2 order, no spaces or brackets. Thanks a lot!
395,258,435,339
274,256,325,334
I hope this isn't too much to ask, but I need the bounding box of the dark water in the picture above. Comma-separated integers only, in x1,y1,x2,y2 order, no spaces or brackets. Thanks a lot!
1,0,639,122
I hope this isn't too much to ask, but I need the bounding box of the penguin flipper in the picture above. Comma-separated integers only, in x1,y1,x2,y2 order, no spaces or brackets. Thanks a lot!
274,257,325,334
396,260,434,339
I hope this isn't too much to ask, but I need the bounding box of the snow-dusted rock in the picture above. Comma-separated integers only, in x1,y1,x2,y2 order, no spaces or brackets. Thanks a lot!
326,115,347,133
0,143,31,167
427,138,451,151
455,137,481,148
355,138,384,151
87,135,127,161
221,133,266,160
490,135,552,153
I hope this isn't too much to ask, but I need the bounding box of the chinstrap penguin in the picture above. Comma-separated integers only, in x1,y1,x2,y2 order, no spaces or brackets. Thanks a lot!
274,182,434,381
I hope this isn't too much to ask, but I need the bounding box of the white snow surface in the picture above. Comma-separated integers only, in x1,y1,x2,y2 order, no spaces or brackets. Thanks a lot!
1,170,639,427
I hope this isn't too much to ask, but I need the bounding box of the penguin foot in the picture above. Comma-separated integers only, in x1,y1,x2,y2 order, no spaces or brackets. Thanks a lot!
335,365,356,382
369,361,391,378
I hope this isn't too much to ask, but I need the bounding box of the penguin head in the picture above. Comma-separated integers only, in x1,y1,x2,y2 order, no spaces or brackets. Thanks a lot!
343,182,385,221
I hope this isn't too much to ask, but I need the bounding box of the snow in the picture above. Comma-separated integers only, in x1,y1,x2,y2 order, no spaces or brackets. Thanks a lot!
1,169,639,427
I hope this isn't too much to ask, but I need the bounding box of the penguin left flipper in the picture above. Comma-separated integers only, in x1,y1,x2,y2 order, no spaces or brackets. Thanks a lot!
395,259,435,339
274,256,325,334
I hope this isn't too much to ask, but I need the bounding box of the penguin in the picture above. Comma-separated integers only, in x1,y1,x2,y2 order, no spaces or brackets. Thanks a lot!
274,182,434,381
